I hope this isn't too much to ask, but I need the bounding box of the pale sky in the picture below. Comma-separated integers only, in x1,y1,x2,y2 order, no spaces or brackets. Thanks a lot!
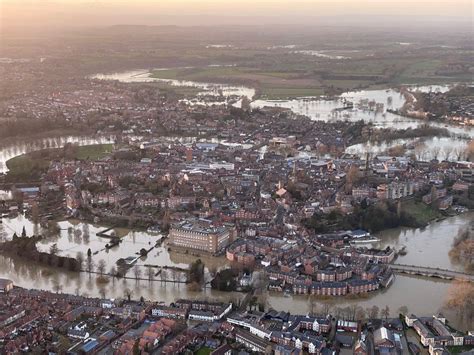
1,0,473,28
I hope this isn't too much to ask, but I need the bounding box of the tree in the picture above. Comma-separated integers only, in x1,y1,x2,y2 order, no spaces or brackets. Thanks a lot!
398,305,409,316
444,281,474,323
133,265,142,282
322,302,333,316
355,307,366,321
309,295,317,315
86,256,95,277
241,96,251,112
76,252,84,271
161,269,168,285
49,243,59,256
82,223,90,243
381,305,390,319
110,266,117,283
52,280,62,294
348,304,359,320
132,339,140,355
87,248,92,257
466,140,474,161
367,305,379,319
97,259,106,275
444,147,453,161
124,288,133,302
146,267,154,283
188,259,205,285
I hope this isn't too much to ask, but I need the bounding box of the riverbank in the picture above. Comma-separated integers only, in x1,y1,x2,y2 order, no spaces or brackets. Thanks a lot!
4,143,114,181
1,212,473,329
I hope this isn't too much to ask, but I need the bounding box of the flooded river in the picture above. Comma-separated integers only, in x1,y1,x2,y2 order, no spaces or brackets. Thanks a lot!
0,212,472,329
0,71,472,329
93,70,473,161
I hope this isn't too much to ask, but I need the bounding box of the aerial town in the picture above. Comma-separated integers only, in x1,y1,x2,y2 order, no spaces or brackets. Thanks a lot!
1,0,474,354
1,281,474,354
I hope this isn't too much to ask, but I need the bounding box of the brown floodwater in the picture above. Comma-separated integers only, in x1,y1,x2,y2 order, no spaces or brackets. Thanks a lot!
0,212,472,330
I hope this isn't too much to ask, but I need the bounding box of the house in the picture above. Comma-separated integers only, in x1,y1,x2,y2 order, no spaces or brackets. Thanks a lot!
373,327,396,350
235,328,272,354
152,306,188,319
0,278,13,293
354,339,368,355
335,334,354,348
211,344,232,355
274,345,302,355
337,320,358,333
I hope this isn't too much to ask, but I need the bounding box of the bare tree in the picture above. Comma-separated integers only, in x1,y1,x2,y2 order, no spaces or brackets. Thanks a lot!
133,265,142,282
86,256,95,277
82,223,90,243
146,267,154,283
76,252,84,271
443,147,453,161
309,295,317,315
52,280,62,294
124,288,133,302
453,147,463,161
432,146,441,160
355,307,366,321
170,269,178,284
348,304,358,320
467,141,474,161
367,305,379,319
161,269,168,283
97,259,106,276
110,266,117,283
381,305,390,319
445,281,474,323
322,302,333,317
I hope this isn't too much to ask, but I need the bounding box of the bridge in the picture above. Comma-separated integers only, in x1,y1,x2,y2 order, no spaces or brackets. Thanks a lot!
391,264,474,282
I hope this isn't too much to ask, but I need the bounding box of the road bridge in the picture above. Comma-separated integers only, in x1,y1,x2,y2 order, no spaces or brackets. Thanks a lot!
391,264,473,282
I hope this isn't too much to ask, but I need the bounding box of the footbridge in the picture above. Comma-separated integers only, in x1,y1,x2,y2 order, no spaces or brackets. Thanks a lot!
391,264,473,282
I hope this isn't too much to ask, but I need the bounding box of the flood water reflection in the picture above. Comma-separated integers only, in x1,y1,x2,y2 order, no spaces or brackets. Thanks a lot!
1,212,472,329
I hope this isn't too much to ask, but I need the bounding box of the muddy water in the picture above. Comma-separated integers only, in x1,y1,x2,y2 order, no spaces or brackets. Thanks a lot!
1,213,472,329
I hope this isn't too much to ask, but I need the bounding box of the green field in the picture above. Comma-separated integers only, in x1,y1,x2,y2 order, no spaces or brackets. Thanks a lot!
72,144,114,160
401,200,441,226
447,345,474,354
151,67,327,99
6,144,113,181
145,46,471,99
195,347,212,355
260,87,325,99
